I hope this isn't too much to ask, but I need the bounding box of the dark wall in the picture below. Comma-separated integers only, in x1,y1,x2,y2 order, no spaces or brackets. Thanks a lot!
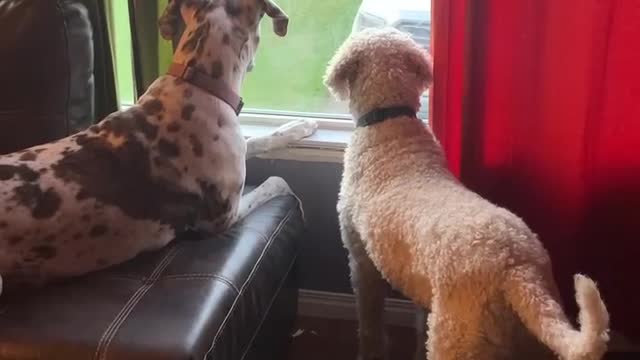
246,158,353,293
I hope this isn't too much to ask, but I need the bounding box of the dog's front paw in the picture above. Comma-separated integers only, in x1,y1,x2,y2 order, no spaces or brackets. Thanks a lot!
273,119,318,141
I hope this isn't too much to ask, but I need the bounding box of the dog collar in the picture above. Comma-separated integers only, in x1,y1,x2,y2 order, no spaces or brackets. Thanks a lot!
356,106,417,127
167,62,244,115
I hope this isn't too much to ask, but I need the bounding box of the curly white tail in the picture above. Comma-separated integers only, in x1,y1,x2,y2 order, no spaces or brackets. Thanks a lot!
504,268,609,360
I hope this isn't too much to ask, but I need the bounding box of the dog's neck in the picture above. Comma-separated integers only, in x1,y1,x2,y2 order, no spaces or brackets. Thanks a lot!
348,90,421,122
172,53,246,95
172,22,250,94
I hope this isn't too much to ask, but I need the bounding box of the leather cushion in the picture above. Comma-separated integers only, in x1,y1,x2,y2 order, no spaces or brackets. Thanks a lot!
0,191,303,359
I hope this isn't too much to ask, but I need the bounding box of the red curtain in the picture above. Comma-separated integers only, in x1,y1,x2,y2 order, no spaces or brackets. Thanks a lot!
431,0,640,338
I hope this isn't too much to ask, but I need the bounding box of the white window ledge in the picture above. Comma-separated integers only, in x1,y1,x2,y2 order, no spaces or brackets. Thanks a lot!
239,112,353,163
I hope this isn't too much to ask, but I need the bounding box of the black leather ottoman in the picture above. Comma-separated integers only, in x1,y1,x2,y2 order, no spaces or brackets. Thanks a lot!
0,189,303,360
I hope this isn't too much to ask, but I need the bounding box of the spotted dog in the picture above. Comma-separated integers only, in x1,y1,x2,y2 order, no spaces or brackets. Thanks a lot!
0,0,317,295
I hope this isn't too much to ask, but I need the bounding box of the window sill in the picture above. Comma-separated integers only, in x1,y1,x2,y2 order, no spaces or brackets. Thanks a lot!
240,112,352,163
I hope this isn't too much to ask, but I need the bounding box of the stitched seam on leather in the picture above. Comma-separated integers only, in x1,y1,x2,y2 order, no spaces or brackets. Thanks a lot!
204,208,294,359
93,247,180,360
100,247,181,359
160,274,240,293
239,253,298,360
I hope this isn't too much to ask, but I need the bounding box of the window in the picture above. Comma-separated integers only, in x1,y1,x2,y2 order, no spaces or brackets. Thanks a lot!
109,0,431,121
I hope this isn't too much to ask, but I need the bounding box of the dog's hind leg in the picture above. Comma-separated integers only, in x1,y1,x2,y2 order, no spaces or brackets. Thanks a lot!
426,290,493,360
414,307,427,360
341,222,390,360
235,176,304,222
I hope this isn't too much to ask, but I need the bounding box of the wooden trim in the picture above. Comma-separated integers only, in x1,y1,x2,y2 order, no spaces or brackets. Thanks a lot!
297,289,418,328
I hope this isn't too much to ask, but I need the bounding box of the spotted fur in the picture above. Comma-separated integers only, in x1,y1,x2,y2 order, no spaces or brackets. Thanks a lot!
0,0,311,296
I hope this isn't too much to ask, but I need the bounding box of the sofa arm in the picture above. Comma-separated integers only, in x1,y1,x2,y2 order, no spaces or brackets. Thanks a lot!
0,191,304,360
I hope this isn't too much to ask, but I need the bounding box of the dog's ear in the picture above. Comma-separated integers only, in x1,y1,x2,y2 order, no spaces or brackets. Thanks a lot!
323,43,361,101
406,47,434,91
262,0,288,36
158,0,183,40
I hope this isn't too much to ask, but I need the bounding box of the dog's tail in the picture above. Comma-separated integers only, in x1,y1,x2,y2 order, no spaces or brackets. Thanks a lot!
503,267,609,360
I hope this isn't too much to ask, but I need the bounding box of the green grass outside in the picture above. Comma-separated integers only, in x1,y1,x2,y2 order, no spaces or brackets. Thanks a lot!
113,0,361,113
241,0,361,112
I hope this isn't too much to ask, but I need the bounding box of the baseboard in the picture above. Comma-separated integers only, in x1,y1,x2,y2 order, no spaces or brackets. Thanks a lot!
297,289,418,328
296,289,640,353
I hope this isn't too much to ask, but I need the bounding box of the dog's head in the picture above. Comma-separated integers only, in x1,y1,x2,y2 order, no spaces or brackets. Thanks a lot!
158,0,288,74
324,28,432,116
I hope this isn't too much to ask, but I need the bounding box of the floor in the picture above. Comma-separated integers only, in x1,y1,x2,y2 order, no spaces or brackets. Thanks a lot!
288,316,416,360
287,317,639,360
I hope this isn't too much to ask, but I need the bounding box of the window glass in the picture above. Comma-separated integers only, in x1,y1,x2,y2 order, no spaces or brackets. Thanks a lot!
112,0,431,119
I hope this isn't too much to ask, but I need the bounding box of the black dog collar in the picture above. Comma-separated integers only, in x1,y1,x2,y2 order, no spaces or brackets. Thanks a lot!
356,106,417,127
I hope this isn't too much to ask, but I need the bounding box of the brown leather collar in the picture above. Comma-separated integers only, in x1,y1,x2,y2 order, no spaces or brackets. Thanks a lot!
167,62,244,115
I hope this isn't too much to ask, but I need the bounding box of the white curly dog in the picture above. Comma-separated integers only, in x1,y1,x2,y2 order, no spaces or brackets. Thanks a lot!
324,28,610,360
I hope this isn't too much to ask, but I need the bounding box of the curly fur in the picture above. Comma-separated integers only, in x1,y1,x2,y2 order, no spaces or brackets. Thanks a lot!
324,28,610,360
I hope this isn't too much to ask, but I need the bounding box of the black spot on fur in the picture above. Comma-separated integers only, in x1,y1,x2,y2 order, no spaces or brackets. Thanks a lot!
245,5,257,26
231,25,249,43
8,236,23,245
222,33,230,45
89,125,100,134
157,138,181,157
12,184,62,219
182,104,196,121
213,134,220,141
0,221,7,228
142,99,164,115
198,180,231,220
19,151,37,161
195,64,208,74
0,164,39,182
218,117,224,127
99,109,159,141
39,168,48,174
51,135,205,232
34,148,46,153
224,2,242,17
31,245,57,260
150,87,163,97
211,60,223,78
89,225,108,237
233,64,239,73
152,156,182,178
167,122,181,132
189,134,204,157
